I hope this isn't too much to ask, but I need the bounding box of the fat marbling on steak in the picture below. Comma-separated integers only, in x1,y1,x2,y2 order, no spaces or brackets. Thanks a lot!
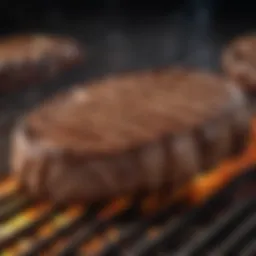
10,68,251,202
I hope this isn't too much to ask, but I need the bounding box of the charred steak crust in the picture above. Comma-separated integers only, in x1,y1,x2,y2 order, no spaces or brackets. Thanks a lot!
0,34,84,92
10,68,251,202
222,34,256,92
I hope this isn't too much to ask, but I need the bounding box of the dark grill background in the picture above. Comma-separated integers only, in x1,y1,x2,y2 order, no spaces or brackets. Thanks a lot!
0,1,255,255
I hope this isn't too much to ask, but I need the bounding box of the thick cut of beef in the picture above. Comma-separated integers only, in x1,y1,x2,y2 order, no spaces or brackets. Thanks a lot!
10,68,251,202
0,34,84,92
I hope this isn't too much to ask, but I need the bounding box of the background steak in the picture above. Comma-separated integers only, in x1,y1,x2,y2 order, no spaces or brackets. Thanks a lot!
222,34,256,93
0,34,84,92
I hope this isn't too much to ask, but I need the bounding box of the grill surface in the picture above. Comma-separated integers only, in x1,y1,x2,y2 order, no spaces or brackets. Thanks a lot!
0,166,255,256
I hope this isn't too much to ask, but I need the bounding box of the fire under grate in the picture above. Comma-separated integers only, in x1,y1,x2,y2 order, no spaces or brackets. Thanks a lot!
0,166,255,256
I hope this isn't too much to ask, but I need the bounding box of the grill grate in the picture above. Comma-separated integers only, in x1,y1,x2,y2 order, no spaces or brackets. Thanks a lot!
0,166,255,256
127,169,255,256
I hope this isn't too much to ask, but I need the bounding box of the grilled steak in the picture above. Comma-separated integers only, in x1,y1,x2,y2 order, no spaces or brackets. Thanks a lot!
0,34,84,92
222,34,256,93
10,68,251,202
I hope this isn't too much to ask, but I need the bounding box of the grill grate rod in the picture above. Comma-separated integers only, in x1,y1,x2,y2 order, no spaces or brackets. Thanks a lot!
57,220,109,256
0,196,31,222
57,198,141,256
239,240,256,256
0,192,20,208
174,199,256,256
214,212,256,255
0,205,61,250
223,218,256,255
98,201,186,256
19,211,86,256
20,203,106,256
128,167,254,256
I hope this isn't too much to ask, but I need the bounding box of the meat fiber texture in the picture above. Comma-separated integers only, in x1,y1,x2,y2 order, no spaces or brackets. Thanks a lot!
10,68,251,202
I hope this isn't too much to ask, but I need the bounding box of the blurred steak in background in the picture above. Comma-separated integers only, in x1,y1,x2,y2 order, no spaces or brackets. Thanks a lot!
0,34,84,93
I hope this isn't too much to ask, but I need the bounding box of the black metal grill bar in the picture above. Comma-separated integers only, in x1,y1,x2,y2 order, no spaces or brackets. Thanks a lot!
174,200,256,256
0,196,31,222
0,205,61,250
57,221,107,256
98,228,136,256
129,216,196,255
128,168,255,256
57,199,141,256
224,222,256,255
20,217,84,256
212,212,256,255
20,210,87,256
239,240,256,256
20,203,108,256
0,191,19,208
98,201,185,256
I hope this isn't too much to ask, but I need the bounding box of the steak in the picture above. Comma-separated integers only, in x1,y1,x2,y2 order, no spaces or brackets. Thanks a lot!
0,34,84,92
222,34,256,93
10,68,251,202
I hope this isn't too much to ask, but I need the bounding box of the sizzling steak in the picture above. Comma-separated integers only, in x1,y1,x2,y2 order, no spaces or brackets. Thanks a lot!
0,34,84,92
10,68,251,202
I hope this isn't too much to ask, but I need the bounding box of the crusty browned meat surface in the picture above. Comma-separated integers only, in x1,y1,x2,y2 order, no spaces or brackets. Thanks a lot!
0,34,84,92
10,68,251,202
222,34,256,93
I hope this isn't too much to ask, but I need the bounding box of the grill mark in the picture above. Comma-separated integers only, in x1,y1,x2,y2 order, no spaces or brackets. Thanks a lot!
137,141,166,190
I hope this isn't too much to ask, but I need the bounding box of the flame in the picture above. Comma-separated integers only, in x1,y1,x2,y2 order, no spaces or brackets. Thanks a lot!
0,178,18,197
97,197,132,220
185,118,256,204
